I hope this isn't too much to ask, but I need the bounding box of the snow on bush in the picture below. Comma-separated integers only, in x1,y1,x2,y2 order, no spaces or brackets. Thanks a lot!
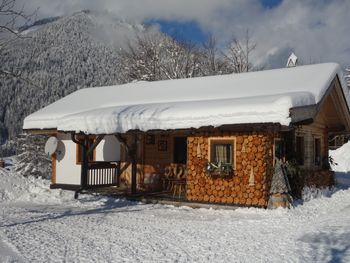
301,186,335,202
0,167,72,204
14,134,52,179
329,141,350,173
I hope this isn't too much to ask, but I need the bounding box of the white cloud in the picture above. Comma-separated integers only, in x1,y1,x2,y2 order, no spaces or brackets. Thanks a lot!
16,0,350,68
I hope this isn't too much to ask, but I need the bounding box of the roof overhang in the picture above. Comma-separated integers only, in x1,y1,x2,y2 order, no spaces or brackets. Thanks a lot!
23,63,349,135
290,75,350,132
24,128,58,135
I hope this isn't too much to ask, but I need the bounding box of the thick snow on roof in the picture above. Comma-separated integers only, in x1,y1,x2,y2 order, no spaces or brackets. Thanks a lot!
23,63,348,134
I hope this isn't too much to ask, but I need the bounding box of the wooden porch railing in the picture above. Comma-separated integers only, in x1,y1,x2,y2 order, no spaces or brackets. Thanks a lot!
86,161,120,187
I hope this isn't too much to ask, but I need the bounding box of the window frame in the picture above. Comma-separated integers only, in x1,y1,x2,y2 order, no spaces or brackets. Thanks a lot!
208,137,236,170
313,136,322,167
76,136,96,165
273,138,285,165
295,135,305,166
173,136,188,164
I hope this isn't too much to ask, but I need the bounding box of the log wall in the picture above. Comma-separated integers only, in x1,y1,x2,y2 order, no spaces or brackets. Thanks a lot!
186,131,276,208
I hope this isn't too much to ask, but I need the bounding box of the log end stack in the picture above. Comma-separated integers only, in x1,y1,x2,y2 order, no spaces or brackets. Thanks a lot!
186,132,275,208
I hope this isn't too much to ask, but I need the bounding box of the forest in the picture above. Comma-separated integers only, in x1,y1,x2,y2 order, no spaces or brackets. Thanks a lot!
0,9,259,157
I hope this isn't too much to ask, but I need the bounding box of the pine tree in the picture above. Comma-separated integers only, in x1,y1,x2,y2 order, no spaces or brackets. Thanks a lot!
14,134,51,179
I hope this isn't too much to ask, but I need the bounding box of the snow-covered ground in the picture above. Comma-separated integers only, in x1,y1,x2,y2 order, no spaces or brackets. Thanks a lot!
1,145,350,262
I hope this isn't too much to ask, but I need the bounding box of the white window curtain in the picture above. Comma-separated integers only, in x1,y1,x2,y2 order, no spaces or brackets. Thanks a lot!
215,144,232,164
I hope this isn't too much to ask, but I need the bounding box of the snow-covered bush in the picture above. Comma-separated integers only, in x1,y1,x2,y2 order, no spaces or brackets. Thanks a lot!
301,186,335,202
14,134,51,179
0,139,16,157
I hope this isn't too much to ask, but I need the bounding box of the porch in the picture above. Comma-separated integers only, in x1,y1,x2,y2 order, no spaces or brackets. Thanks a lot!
80,161,188,200
68,126,278,207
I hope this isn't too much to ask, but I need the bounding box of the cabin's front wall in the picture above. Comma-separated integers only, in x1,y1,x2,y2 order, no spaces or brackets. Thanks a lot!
295,124,327,169
53,133,120,186
118,130,276,207
295,124,334,188
186,131,275,208
119,132,187,189
95,136,121,162
55,133,81,185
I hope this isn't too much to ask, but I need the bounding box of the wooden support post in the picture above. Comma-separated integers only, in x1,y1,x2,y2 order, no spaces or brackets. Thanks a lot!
131,133,137,195
115,133,138,194
86,135,105,157
71,133,105,195
81,138,89,188
71,133,88,198
116,162,121,187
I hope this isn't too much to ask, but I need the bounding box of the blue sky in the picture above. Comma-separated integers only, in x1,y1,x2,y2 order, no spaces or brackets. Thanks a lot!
261,0,282,8
146,19,209,44
20,0,350,68
149,0,283,44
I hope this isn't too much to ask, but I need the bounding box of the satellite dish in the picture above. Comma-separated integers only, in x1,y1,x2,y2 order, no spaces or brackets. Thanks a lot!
45,137,58,156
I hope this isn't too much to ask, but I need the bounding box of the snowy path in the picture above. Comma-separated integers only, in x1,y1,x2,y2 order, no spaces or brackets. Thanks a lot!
1,148,350,263
1,183,350,262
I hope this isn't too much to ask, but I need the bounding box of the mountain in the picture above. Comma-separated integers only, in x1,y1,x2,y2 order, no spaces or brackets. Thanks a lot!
0,11,144,149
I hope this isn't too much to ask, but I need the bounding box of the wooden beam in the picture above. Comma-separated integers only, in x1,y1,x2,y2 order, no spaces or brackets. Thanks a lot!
115,134,129,153
23,128,57,135
130,133,137,195
86,135,105,157
115,133,138,194
71,133,88,192
52,153,56,184
327,125,346,133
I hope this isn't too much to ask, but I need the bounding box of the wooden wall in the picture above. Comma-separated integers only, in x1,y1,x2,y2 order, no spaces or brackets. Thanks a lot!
186,131,275,208
117,126,332,205
143,134,175,174
295,123,327,169
295,123,334,188
119,132,186,189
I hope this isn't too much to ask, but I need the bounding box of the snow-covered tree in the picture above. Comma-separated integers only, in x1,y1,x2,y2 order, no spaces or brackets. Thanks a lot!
222,30,257,73
0,0,36,76
0,11,130,147
118,31,203,82
197,34,231,76
14,134,51,178
345,68,350,88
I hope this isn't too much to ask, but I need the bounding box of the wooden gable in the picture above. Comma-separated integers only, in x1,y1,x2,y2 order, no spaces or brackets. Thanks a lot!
290,76,350,132
314,77,350,132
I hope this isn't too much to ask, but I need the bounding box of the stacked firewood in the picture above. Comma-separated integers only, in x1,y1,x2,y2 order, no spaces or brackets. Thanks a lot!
186,133,274,207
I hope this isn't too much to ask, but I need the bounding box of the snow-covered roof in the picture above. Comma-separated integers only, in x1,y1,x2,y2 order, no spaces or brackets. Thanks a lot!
23,63,349,134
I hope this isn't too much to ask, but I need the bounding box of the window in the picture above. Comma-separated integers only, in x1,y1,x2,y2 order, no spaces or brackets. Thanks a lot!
274,138,284,164
173,137,187,164
296,136,305,165
76,137,95,164
208,137,236,168
314,138,321,166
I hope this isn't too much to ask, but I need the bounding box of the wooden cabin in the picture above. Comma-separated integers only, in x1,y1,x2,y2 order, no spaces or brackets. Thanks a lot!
23,63,350,208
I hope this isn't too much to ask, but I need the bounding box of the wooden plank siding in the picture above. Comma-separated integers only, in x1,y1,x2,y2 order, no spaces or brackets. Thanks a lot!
116,130,276,207
118,132,189,189
51,153,56,184
295,124,326,169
